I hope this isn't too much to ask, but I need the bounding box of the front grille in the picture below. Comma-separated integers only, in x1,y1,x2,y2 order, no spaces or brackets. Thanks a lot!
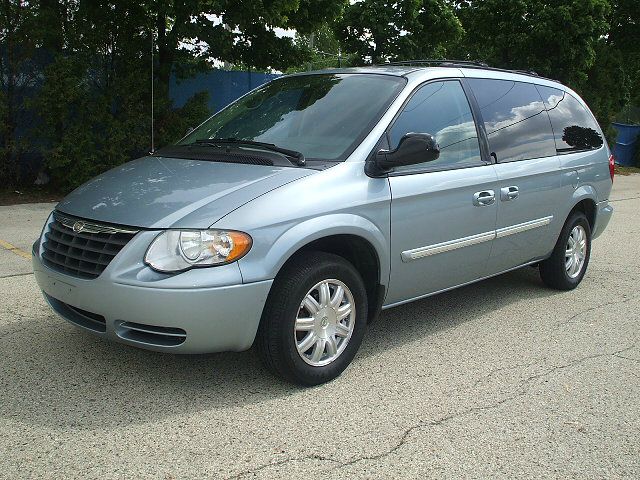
41,212,138,279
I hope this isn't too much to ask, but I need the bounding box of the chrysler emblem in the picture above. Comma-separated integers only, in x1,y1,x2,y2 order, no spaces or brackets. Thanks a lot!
72,221,85,233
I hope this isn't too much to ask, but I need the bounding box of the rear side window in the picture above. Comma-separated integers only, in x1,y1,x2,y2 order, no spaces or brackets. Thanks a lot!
536,86,604,153
467,78,556,162
388,80,482,172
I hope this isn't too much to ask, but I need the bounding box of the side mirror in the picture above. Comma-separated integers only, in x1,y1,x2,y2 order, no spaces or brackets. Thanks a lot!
370,133,440,175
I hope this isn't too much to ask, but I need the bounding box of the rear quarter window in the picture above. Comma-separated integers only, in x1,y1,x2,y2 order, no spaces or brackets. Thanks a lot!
535,86,604,153
467,78,556,162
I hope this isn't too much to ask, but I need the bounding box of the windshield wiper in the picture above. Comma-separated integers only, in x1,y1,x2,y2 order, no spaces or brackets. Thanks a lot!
193,138,306,166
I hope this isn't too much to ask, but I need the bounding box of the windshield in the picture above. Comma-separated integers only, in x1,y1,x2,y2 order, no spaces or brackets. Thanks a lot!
178,73,406,161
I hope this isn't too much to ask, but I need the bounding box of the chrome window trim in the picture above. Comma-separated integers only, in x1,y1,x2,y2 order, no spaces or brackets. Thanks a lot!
54,212,139,235
401,215,554,262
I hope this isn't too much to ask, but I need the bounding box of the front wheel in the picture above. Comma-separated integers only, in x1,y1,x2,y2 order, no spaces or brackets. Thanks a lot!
539,211,591,290
256,252,368,385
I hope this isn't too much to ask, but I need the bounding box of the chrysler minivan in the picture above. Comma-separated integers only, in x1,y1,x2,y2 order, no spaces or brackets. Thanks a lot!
33,62,614,385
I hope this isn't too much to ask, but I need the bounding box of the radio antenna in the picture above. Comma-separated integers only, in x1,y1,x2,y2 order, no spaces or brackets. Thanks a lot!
150,30,155,154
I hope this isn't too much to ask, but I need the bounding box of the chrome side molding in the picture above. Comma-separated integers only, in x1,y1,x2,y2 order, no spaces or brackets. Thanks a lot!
402,215,553,262
402,230,495,262
495,216,553,238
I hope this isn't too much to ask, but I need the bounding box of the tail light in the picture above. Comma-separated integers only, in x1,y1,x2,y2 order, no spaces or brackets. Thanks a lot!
609,154,615,182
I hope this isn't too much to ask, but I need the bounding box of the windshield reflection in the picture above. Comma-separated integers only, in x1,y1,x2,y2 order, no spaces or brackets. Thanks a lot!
179,74,406,160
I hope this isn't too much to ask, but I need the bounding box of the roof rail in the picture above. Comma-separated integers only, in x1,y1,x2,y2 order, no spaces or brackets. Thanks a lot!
382,59,546,80
511,69,540,76
385,59,489,68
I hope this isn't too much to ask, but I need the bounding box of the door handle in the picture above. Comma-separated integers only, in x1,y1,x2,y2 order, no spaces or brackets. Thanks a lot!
473,190,495,207
500,186,519,201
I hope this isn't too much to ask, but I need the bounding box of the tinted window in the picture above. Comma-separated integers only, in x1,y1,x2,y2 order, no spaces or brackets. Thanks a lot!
388,81,482,171
179,74,406,160
536,86,603,153
468,79,556,162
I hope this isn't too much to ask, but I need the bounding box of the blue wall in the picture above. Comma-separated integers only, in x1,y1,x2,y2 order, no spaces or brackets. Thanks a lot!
170,69,280,114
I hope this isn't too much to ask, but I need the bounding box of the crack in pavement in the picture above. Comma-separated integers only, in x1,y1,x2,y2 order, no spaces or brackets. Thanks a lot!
226,454,341,479
467,360,541,390
0,272,33,279
610,195,640,203
613,354,639,363
225,344,637,478
329,343,639,472
553,295,640,330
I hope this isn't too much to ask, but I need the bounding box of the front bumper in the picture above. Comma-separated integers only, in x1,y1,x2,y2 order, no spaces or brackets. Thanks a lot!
33,248,273,354
592,200,613,240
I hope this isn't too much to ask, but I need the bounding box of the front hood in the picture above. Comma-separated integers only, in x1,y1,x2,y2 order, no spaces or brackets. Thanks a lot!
56,156,314,228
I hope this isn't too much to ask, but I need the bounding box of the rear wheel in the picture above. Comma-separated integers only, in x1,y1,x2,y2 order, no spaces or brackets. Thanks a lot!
539,211,591,290
256,252,368,385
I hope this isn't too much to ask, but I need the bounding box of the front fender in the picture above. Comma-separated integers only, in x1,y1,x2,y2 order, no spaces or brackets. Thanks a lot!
237,214,390,286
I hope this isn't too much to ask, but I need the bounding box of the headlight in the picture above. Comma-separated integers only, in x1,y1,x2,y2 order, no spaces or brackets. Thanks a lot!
144,229,252,272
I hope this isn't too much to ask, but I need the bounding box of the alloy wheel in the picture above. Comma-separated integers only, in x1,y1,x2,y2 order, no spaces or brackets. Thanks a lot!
294,279,356,367
565,225,587,279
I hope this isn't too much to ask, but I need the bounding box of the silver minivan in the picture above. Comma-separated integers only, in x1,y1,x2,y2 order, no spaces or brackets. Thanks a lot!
33,62,614,385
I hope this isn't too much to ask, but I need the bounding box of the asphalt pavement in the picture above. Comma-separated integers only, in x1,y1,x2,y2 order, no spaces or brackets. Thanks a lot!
1,175,639,479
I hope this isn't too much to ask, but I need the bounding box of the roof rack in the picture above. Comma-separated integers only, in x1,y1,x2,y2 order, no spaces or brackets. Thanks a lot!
382,59,545,80
386,59,489,68
511,69,540,76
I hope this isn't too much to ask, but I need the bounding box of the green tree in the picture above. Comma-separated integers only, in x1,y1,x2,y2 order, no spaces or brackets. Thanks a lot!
30,0,156,190
150,0,347,90
337,0,463,64
26,0,346,191
454,0,610,87
0,0,40,185
576,0,640,140
606,0,640,112
289,23,357,72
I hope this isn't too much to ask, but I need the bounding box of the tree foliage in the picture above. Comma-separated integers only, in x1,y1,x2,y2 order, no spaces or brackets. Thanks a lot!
340,0,640,149
454,0,610,86
604,0,640,115
338,0,463,63
0,0,42,185
289,23,359,72
2,0,640,188
451,0,633,135
1,0,345,191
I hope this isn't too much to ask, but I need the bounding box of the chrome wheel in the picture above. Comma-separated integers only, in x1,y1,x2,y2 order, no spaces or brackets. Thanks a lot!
294,279,356,367
565,225,587,278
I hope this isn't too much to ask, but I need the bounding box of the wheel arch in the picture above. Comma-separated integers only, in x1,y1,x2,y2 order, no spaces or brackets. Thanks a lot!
246,214,390,323
568,187,597,231
286,234,385,323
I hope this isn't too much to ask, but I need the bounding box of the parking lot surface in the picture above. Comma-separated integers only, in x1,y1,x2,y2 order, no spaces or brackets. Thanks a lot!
1,175,639,479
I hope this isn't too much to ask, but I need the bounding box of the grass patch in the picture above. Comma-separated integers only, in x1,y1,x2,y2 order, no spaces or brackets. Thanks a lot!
614,165,640,176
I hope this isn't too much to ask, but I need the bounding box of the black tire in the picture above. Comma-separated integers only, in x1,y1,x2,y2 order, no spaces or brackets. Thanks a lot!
256,251,368,386
539,211,591,290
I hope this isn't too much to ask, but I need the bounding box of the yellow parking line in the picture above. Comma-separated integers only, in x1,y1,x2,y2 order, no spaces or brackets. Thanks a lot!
0,239,31,260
